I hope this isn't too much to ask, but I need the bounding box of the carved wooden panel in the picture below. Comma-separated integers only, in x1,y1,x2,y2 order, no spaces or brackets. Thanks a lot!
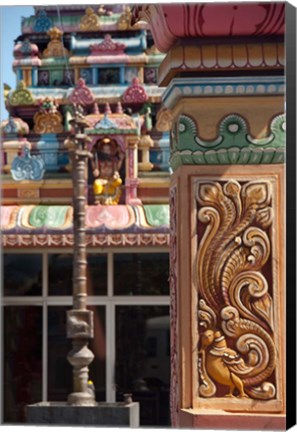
188,166,285,414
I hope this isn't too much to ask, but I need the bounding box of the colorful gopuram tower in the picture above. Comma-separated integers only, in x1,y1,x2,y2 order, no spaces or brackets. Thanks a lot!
1,5,171,426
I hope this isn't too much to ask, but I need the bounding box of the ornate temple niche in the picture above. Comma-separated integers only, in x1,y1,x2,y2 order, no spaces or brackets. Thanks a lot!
90,137,125,205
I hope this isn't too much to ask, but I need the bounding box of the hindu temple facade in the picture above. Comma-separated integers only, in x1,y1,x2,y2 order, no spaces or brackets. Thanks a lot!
1,5,171,426
1,2,292,430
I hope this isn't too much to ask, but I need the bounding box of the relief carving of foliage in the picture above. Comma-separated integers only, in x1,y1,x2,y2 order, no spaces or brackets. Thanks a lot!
33,112,63,134
196,179,276,400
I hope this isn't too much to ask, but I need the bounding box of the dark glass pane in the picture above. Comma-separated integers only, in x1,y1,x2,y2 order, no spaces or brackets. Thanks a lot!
114,253,169,295
3,306,42,423
48,306,106,402
3,254,42,296
48,254,107,295
98,68,120,84
116,306,170,426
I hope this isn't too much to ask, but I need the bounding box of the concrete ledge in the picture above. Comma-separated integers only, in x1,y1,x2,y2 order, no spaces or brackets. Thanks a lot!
179,409,286,430
26,401,139,427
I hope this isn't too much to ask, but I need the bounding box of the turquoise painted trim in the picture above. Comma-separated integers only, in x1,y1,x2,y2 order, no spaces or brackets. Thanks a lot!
92,67,98,85
32,67,38,86
120,67,125,85
162,77,285,108
86,128,138,135
29,85,164,100
170,148,285,171
170,113,285,170
17,69,23,82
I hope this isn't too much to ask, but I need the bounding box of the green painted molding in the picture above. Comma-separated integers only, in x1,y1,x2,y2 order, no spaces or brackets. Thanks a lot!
29,205,71,228
143,205,170,226
170,113,285,170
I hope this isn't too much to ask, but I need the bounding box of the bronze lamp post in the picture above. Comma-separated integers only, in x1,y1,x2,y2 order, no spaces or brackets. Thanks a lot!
65,106,96,406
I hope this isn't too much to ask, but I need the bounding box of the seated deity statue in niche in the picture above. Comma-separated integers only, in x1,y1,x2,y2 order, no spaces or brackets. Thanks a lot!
91,137,124,205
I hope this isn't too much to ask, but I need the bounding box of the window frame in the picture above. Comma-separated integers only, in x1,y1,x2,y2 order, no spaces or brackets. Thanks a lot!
1,247,170,410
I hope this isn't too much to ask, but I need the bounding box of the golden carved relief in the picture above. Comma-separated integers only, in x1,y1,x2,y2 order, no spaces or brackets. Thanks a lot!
79,7,101,31
117,5,132,30
196,180,276,401
33,97,63,134
43,27,69,58
156,107,173,132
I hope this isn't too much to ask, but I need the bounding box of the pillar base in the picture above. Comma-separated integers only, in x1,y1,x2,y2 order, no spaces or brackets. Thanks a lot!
179,409,286,430
26,401,139,426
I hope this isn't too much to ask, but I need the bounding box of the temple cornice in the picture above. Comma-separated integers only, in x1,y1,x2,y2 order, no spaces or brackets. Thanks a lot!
133,3,285,53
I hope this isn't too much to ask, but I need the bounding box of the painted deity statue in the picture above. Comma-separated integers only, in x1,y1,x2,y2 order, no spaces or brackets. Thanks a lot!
91,138,124,205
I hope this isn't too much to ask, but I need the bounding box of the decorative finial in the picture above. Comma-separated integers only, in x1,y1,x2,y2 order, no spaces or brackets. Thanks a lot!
104,103,112,115
116,102,123,114
93,103,100,115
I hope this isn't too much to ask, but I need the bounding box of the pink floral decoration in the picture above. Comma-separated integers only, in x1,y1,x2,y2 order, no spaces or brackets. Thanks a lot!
69,78,95,106
90,34,126,56
122,77,148,104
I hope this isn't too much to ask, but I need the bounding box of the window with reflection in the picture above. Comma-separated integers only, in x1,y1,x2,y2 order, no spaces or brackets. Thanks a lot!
48,253,107,296
3,306,42,423
3,254,42,296
114,253,169,295
48,306,106,401
116,306,170,426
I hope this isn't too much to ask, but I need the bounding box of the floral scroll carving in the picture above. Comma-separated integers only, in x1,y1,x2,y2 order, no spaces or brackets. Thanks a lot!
33,97,63,134
196,180,276,401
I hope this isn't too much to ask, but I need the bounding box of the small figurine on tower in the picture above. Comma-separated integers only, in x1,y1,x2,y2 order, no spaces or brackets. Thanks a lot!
91,137,124,205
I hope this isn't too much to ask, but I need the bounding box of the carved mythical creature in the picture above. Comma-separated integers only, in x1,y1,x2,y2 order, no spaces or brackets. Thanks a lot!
199,328,248,398
197,180,276,400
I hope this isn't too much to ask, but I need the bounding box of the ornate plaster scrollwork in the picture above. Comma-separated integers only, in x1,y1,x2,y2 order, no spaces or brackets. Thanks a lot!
79,7,101,31
33,97,63,134
43,27,69,58
9,81,35,106
196,180,276,401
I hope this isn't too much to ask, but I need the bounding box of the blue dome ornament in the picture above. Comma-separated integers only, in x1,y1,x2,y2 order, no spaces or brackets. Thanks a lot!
11,145,45,181
33,9,53,33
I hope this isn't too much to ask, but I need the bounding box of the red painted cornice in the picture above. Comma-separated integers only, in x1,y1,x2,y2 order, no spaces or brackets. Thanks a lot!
133,3,285,52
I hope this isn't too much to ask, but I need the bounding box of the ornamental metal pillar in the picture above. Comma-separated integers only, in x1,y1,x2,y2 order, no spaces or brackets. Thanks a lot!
65,106,96,406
